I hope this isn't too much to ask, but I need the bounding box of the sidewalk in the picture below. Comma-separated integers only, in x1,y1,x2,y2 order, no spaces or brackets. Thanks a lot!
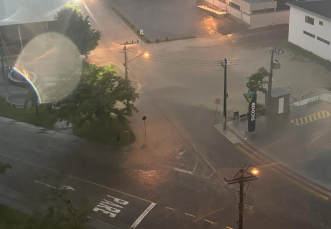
215,101,331,200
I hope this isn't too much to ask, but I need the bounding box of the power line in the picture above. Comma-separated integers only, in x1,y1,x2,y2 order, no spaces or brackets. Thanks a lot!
146,57,220,66
228,51,270,63
127,47,272,68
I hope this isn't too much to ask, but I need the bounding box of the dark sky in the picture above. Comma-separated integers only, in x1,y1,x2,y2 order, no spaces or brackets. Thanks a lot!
0,0,70,26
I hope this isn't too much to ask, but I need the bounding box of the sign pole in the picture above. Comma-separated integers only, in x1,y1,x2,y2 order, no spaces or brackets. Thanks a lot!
223,58,228,130
244,92,257,133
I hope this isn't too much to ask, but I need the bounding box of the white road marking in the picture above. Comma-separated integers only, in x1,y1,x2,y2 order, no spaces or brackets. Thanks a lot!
60,185,75,191
176,149,186,159
173,167,192,175
107,195,129,205
131,203,156,228
185,213,196,217
35,180,56,189
34,180,75,191
204,219,215,224
165,206,175,211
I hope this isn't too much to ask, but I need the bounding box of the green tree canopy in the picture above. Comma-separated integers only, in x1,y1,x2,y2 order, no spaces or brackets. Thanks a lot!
246,67,269,93
0,161,11,175
54,4,101,56
25,188,89,229
54,63,139,127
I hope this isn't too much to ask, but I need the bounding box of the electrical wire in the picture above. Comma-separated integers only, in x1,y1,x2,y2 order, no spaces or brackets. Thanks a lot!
127,47,272,67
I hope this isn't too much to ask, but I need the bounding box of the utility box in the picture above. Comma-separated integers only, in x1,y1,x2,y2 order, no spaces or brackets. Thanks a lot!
269,87,291,116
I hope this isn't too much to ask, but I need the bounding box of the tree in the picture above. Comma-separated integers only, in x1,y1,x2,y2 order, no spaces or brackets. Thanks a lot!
0,161,11,175
54,4,101,56
25,188,89,229
54,63,139,127
246,67,269,93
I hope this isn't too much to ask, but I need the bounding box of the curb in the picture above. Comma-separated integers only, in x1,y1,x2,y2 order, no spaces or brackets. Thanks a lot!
226,125,331,200
106,4,196,44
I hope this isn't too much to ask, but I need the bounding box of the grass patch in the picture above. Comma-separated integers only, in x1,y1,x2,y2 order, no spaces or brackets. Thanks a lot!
73,118,135,146
0,97,56,129
0,97,135,146
0,204,30,229
283,42,331,71
108,6,149,43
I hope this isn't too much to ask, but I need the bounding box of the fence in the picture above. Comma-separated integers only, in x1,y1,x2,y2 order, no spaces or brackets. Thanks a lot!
0,21,63,45
249,10,289,28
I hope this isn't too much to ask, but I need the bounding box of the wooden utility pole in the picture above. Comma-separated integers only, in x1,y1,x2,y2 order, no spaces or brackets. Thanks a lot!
0,32,4,76
124,45,128,79
267,47,283,116
121,40,140,80
120,40,139,111
225,164,258,229
267,48,275,117
222,58,228,130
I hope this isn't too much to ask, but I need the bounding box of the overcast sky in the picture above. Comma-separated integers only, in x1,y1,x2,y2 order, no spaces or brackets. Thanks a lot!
0,0,70,26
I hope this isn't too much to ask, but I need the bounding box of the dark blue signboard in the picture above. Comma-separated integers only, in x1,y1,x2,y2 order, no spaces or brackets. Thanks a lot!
244,92,257,132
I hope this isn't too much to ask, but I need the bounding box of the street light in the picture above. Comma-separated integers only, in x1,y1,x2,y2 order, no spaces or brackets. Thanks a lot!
127,52,149,63
225,164,258,229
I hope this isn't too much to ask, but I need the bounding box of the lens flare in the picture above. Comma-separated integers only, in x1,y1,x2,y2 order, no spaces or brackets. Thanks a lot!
12,67,42,103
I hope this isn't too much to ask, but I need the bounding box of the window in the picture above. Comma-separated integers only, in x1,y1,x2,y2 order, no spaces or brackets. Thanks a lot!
317,36,330,45
305,15,314,25
303,30,315,38
319,21,323,26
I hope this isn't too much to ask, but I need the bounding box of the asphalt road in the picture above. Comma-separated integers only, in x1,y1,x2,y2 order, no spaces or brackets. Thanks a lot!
1,0,331,229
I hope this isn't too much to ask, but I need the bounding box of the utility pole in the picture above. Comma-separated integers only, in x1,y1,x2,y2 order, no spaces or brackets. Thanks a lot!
267,48,275,117
0,32,4,76
121,40,140,80
225,164,259,229
120,40,139,111
124,45,128,79
222,58,228,130
267,47,283,117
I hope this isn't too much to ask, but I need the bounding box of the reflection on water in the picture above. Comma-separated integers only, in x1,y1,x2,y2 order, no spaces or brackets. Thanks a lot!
15,32,82,103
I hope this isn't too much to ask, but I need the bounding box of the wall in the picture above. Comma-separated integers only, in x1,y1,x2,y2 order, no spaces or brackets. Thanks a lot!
250,1,277,11
0,21,63,43
288,6,331,61
228,5,242,19
229,0,276,13
242,12,250,24
250,10,289,28
203,0,289,28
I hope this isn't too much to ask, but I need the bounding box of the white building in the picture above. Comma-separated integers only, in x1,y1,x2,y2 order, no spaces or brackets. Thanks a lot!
0,0,69,26
287,1,331,61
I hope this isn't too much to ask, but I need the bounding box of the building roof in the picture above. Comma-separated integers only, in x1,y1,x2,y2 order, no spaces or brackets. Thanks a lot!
0,0,69,26
287,1,331,20
271,87,291,97
244,0,274,4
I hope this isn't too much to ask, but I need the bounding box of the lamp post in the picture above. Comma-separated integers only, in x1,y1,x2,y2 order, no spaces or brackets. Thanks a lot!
225,164,259,229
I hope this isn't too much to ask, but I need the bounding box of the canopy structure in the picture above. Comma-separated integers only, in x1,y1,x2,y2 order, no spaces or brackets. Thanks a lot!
0,0,70,26
0,0,70,57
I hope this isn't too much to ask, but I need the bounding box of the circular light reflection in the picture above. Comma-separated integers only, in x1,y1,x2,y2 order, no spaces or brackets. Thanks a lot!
15,32,82,104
